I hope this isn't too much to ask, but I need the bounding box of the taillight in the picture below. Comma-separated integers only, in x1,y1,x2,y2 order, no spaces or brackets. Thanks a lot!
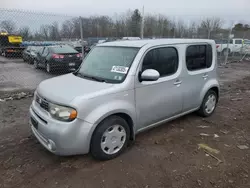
216,45,220,48
76,53,82,58
52,54,64,59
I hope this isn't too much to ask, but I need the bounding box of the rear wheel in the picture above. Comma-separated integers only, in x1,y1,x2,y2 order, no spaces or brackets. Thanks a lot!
90,116,130,160
2,51,7,57
197,90,218,117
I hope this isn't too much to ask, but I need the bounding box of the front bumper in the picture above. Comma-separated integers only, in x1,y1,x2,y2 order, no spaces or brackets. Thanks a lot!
29,100,94,156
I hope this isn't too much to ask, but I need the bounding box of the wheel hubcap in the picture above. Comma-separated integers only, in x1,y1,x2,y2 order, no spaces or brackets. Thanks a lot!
205,94,216,114
101,124,126,155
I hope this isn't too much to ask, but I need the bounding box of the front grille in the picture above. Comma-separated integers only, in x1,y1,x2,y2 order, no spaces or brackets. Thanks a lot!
36,94,49,111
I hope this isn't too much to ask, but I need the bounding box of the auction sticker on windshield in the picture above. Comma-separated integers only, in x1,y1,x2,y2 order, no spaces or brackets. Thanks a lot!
111,66,129,74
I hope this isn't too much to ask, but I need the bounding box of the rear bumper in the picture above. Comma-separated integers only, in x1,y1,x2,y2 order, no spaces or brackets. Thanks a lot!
50,61,82,70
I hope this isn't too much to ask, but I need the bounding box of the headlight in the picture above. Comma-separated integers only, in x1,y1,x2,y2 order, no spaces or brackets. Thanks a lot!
49,103,77,122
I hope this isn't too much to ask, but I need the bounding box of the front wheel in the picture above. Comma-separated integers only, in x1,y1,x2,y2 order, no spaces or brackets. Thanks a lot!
46,63,52,73
90,116,130,160
197,90,218,117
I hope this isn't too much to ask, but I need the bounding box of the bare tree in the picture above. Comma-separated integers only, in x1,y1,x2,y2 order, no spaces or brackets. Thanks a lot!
0,20,17,33
49,22,60,40
19,27,32,40
175,20,186,38
61,20,74,39
187,22,198,38
40,25,50,40
200,17,223,39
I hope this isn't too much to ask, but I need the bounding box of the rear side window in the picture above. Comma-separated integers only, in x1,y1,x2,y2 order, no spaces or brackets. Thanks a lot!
42,48,49,56
186,44,213,71
142,47,178,77
235,40,242,44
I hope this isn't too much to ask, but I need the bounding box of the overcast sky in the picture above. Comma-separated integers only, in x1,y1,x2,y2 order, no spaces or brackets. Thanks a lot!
1,0,250,26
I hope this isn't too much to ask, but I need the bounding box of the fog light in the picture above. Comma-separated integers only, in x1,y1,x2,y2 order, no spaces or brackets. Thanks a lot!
47,139,55,151
48,142,52,150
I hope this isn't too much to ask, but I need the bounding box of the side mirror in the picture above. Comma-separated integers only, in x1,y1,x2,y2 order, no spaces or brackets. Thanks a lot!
140,69,160,82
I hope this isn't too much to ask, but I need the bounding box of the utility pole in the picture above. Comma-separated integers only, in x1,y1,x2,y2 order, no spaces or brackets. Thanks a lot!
140,6,144,39
79,16,84,56
224,26,232,65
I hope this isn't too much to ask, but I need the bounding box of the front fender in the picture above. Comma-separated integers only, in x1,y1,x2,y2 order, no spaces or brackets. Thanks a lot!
84,100,136,126
81,100,136,144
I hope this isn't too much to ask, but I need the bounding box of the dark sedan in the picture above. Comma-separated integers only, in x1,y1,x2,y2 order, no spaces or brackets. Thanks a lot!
22,46,42,64
33,45,83,73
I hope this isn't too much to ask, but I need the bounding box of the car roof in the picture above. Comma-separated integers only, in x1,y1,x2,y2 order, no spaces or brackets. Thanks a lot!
97,39,215,48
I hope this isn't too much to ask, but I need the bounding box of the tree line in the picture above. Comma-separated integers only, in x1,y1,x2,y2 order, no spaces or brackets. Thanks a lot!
0,9,249,41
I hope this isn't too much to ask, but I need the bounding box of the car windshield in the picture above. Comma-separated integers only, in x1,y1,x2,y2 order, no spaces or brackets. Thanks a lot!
75,46,139,83
50,45,77,54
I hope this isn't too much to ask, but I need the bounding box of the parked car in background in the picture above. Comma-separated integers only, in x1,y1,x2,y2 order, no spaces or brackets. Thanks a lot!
29,39,219,160
33,45,82,73
122,37,141,40
22,46,42,64
216,38,244,56
84,45,91,54
67,41,83,54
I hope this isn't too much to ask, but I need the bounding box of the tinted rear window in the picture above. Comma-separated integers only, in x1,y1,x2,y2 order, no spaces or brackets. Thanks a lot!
186,44,213,71
50,45,77,53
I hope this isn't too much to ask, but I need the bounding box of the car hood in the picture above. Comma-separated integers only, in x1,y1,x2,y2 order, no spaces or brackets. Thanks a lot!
37,73,114,104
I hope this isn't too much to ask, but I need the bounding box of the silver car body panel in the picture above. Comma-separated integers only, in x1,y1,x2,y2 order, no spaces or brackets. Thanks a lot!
30,39,220,155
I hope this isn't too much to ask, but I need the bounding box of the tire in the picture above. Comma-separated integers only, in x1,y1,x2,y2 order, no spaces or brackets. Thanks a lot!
30,58,34,64
197,90,218,117
90,116,130,160
222,48,230,56
33,60,39,69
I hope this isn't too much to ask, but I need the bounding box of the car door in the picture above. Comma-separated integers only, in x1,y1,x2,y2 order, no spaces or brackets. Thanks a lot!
233,39,243,53
38,47,49,68
182,44,213,111
135,46,183,131
36,47,45,65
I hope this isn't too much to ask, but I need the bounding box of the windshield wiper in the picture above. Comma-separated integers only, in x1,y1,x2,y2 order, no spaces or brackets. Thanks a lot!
75,72,106,83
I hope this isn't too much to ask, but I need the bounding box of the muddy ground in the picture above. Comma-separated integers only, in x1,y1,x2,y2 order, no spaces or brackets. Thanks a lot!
0,62,250,188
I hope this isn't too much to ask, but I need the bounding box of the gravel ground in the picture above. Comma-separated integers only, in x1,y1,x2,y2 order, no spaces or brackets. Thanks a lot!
0,62,250,188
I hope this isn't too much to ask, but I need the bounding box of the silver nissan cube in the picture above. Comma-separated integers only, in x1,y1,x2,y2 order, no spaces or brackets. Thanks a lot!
29,39,219,160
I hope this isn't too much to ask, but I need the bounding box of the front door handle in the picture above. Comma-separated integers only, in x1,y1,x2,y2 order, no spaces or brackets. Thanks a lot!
174,80,182,86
